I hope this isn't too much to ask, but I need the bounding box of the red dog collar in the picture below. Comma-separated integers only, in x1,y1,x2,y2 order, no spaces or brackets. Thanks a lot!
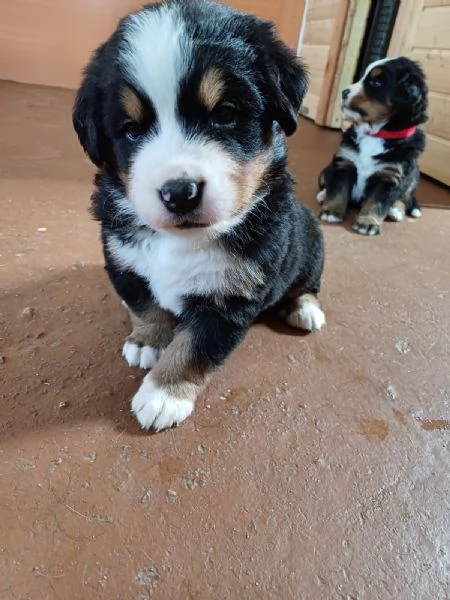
366,126,417,140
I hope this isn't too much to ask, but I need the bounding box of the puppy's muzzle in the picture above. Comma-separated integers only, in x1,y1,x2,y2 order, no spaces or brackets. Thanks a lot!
159,178,204,215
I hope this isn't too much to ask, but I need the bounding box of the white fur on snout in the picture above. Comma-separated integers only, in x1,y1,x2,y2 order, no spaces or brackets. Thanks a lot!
128,129,238,231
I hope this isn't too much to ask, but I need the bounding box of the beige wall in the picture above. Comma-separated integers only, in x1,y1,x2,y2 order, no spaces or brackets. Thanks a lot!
0,0,303,90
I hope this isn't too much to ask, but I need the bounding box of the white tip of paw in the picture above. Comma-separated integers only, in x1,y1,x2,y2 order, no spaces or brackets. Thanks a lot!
122,341,160,369
410,207,422,218
320,213,343,223
388,206,405,222
131,377,194,431
316,189,327,205
287,301,326,332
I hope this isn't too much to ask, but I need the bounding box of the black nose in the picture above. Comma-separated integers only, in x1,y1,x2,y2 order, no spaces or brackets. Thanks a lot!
342,88,350,101
159,179,204,215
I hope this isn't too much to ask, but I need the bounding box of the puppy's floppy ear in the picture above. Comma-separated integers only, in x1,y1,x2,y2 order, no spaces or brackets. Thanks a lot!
394,60,428,124
72,43,109,168
255,21,309,136
267,40,309,136
397,73,423,105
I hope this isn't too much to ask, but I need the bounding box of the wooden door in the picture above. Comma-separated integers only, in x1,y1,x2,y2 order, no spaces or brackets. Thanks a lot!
0,0,304,90
299,0,350,124
299,0,371,127
389,0,450,186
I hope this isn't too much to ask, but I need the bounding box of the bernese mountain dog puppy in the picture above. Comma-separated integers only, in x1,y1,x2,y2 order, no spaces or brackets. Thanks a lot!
318,57,428,235
73,0,325,431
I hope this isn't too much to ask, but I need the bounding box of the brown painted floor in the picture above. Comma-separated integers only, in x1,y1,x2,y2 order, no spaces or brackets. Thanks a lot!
0,81,449,600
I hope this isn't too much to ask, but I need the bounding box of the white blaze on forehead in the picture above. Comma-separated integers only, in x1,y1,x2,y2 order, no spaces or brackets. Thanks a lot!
362,57,396,79
118,6,246,235
121,5,191,120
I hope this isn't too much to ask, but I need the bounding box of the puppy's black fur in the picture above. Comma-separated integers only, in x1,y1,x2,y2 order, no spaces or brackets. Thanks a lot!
318,57,428,235
73,0,325,431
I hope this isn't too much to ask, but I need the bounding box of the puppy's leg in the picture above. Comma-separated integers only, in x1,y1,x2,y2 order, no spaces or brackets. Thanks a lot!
388,172,421,221
123,307,176,369
353,173,402,235
319,157,356,223
388,199,407,222
131,306,253,431
407,198,422,219
404,172,422,219
284,293,326,332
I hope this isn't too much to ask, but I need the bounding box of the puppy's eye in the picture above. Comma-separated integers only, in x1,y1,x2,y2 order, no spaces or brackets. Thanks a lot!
123,122,145,142
210,102,237,127
367,78,383,89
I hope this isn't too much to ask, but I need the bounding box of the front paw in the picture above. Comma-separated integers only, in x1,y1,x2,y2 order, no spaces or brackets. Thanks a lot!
320,209,344,223
353,216,381,236
122,340,162,369
285,294,326,331
131,376,195,431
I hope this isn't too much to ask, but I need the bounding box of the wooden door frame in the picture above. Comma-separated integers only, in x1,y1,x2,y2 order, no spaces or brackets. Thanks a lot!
314,0,350,125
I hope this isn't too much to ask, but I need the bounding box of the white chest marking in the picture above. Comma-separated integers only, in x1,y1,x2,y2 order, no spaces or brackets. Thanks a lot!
338,135,385,202
108,232,259,316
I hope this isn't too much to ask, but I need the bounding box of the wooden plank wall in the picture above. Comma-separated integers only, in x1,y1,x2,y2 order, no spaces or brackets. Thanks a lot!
300,0,349,124
0,0,145,89
0,0,304,90
389,0,450,186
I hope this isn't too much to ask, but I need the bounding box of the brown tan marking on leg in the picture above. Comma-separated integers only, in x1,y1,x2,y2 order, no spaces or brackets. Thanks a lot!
131,330,211,431
353,198,386,236
151,329,210,399
128,308,176,349
320,191,349,221
377,163,404,186
123,307,177,369
198,68,225,111
388,199,406,221
320,157,355,222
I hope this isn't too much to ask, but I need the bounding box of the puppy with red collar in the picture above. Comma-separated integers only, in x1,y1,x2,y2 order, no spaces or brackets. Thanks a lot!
73,0,325,431
318,57,428,235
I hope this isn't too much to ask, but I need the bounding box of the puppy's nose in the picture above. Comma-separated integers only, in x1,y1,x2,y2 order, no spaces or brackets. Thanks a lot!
342,88,351,101
159,179,204,215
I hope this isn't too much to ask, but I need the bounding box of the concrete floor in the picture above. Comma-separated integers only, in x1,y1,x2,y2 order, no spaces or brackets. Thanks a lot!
0,81,449,599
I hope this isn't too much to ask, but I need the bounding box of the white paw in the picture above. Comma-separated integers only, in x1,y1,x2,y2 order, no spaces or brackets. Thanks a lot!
287,301,326,331
388,206,405,222
122,340,161,369
131,376,194,431
320,212,343,223
410,207,422,218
